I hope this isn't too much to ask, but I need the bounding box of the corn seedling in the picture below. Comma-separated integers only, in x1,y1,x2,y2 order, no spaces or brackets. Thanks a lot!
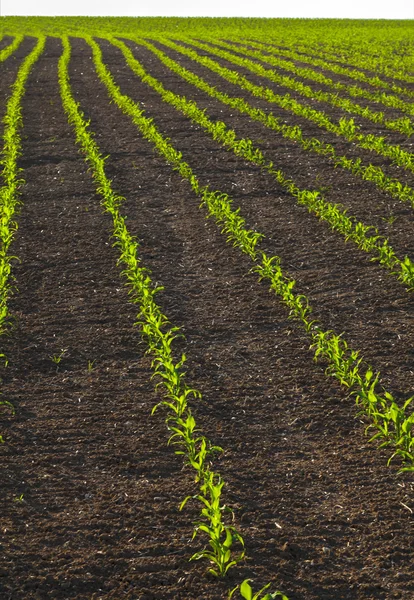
181,469,245,577
50,348,68,370
87,359,95,372
229,579,289,600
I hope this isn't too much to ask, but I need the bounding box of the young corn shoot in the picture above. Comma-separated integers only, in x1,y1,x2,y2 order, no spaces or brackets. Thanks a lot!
229,579,289,600
181,469,245,577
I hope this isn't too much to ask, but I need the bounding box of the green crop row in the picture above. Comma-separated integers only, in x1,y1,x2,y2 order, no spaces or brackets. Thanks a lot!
239,39,414,100
0,35,45,441
290,39,414,86
59,35,288,600
59,32,242,578
0,35,24,63
141,39,414,211
85,36,414,472
165,38,414,175
213,38,414,128
105,36,413,291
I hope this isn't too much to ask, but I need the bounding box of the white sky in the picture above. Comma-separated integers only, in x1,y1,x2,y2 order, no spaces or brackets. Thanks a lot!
1,0,413,19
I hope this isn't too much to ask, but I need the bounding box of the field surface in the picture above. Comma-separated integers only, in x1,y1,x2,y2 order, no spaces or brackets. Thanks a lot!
0,18,413,600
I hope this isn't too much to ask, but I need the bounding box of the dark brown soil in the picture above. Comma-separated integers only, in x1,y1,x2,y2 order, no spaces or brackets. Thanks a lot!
0,36,413,600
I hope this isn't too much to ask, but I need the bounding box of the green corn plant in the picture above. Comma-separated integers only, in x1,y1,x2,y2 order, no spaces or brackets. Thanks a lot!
397,257,414,290
181,470,245,577
229,579,289,600
337,117,358,138
310,331,363,388
365,395,414,464
186,437,223,480
49,348,68,369
352,369,386,419
386,397,414,465
373,239,398,267
290,294,313,326
167,412,205,455
169,420,222,481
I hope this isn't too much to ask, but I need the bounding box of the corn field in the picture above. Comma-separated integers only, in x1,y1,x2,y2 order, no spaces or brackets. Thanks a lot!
0,16,413,600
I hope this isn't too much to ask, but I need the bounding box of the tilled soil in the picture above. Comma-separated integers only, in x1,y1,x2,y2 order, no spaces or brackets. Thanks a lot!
0,36,413,600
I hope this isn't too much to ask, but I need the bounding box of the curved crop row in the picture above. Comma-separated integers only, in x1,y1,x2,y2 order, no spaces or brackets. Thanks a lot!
139,39,414,211
289,39,414,86
0,34,45,336
213,38,414,130
107,36,414,290
164,38,414,175
0,36,45,440
59,36,289,600
87,35,414,472
238,39,414,102
0,35,24,63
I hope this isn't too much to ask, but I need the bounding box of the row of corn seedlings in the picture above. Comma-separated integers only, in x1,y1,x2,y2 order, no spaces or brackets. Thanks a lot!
196,39,414,133
0,36,46,441
140,39,414,211
162,38,414,175
85,36,414,472
0,35,24,63
91,37,414,292
58,35,287,600
220,38,414,122
242,38,414,95
288,38,414,87
279,34,414,85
